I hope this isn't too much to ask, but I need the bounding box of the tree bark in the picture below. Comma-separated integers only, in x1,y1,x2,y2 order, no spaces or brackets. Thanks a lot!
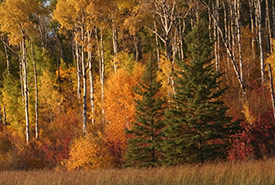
268,63,275,119
249,0,256,60
100,30,105,124
133,33,142,62
271,0,275,38
81,27,87,136
87,31,95,125
2,39,10,74
31,43,39,141
214,0,220,72
257,0,265,83
265,0,272,53
236,0,244,85
112,25,118,73
202,0,246,94
75,40,81,99
22,37,30,143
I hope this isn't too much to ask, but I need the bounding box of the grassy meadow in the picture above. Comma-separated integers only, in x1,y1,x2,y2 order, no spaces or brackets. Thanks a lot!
0,159,274,185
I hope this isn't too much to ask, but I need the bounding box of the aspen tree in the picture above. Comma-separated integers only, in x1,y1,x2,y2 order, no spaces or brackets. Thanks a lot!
0,0,40,143
31,43,39,140
236,0,244,86
54,0,95,135
257,0,265,83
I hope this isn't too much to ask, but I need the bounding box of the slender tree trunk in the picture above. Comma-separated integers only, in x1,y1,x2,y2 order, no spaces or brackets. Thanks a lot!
112,25,118,73
203,1,246,94
223,1,230,86
214,0,220,72
230,1,236,53
258,0,265,83
271,0,275,38
236,0,244,85
265,0,272,53
31,43,39,141
18,53,24,98
22,37,30,143
134,33,142,62
208,0,213,43
81,28,87,136
75,40,81,99
95,27,101,63
179,19,185,60
100,30,105,124
87,32,95,125
249,0,256,60
2,39,10,74
268,63,275,119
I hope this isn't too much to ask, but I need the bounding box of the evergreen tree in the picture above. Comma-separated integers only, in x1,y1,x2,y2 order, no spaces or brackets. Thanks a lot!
162,20,239,165
126,59,166,167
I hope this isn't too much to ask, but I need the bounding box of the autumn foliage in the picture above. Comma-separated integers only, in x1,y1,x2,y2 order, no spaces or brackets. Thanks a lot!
0,0,275,171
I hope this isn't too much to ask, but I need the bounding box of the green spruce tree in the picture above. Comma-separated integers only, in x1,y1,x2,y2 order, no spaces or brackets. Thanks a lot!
162,20,239,165
126,59,166,167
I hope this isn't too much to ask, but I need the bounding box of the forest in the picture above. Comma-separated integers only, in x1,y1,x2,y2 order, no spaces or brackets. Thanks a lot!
0,0,274,171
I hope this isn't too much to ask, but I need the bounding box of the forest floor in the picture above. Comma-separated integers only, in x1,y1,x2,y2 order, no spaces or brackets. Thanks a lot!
0,159,274,185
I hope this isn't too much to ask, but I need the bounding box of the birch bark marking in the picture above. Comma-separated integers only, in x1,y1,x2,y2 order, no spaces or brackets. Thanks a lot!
201,0,246,94
236,0,244,85
249,0,256,60
22,37,30,143
112,25,118,73
257,0,265,83
87,31,95,125
214,0,220,72
265,0,272,53
75,39,81,99
81,27,87,136
31,43,39,140
100,31,105,124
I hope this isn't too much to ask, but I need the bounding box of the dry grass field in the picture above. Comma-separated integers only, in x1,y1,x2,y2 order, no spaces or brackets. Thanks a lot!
0,159,274,185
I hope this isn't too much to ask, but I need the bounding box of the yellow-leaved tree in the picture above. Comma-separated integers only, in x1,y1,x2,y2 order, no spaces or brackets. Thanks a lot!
65,133,113,170
104,62,144,166
0,0,41,143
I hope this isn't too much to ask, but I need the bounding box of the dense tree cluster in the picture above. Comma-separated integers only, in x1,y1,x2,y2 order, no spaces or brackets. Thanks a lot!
0,0,274,170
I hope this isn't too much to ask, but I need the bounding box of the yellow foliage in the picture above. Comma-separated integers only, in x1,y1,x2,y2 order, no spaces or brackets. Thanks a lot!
0,0,41,45
242,102,256,125
157,54,174,96
65,133,113,170
104,63,144,156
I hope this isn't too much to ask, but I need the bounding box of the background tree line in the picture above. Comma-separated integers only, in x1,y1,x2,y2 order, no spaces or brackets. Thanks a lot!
0,0,274,170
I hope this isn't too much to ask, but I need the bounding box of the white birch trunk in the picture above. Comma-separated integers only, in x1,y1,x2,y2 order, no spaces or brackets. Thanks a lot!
100,31,105,124
87,31,95,125
258,0,265,83
236,0,244,85
75,40,81,99
112,25,118,73
81,27,87,136
31,43,39,141
22,38,30,143
265,0,272,53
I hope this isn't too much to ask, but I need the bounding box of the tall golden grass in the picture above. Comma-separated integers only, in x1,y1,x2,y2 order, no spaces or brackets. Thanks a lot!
0,159,274,185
